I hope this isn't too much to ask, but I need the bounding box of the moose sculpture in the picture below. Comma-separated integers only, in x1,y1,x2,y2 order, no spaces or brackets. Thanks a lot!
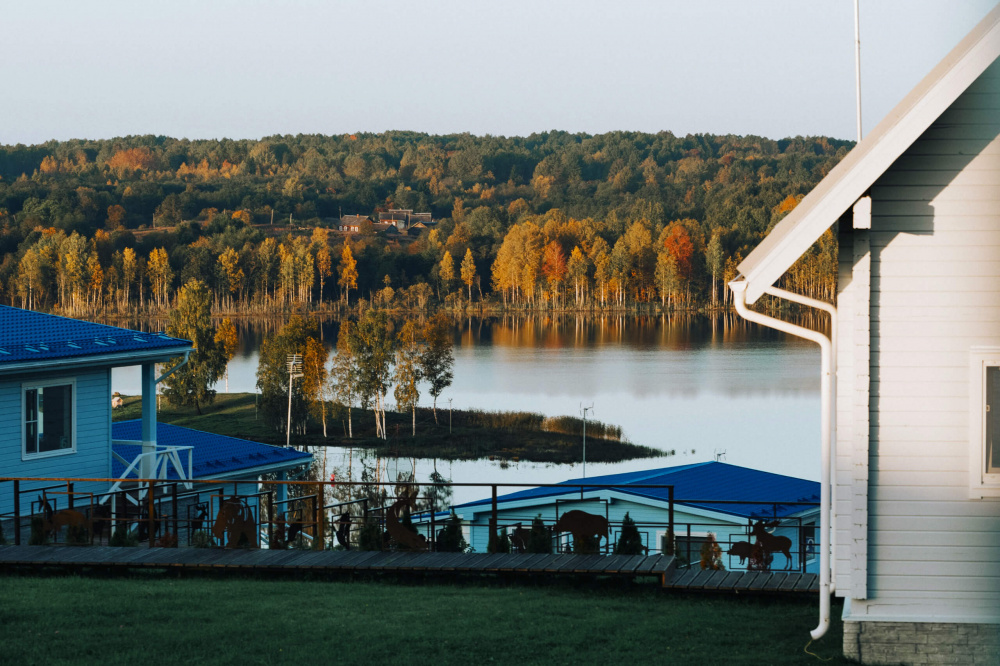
553,510,609,552
749,519,793,570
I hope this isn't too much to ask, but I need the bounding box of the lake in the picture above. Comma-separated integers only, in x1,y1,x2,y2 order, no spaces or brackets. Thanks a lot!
112,313,822,506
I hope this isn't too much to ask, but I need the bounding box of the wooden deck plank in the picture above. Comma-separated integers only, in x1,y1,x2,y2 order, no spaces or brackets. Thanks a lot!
688,570,718,589
667,568,699,587
718,571,745,590
779,574,803,592
763,573,789,591
637,555,670,574
704,569,730,590
796,573,819,591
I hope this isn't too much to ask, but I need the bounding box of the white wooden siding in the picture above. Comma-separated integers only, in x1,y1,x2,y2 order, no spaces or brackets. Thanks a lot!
844,58,1000,622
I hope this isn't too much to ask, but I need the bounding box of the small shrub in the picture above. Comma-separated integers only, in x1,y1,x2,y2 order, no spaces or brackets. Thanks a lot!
110,526,138,548
66,524,90,546
436,512,468,553
190,530,212,548
0,519,7,545
154,532,178,548
573,534,600,555
527,515,552,554
358,519,383,551
487,529,510,554
700,532,725,570
29,518,49,546
613,512,645,555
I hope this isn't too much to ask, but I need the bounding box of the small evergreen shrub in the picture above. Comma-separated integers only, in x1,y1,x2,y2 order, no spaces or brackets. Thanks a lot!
66,524,90,546
190,530,212,548
700,533,725,571
358,519,383,551
436,512,468,553
29,518,48,546
487,528,510,554
110,526,138,547
613,512,645,555
527,515,552,554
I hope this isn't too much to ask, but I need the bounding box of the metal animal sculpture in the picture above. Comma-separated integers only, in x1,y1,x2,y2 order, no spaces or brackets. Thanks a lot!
553,510,609,550
509,523,531,553
335,512,352,549
727,540,753,565
39,496,89,542
212,497,257,548
88,504,111,544
190,503,209,532
386,496,427,551
285,507,306,543
749,519,792,570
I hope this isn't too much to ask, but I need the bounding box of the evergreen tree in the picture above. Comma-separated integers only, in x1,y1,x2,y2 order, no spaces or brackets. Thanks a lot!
613,512,645,555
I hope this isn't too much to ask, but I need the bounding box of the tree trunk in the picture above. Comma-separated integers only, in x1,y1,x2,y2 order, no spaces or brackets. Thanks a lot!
412,404,416,437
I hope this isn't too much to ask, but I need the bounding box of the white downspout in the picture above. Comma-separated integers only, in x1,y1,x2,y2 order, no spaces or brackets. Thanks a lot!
730,280,833,640
765,285,837,594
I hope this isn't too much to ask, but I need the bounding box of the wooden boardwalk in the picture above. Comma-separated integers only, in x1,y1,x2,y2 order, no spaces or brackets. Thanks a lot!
0,546,818,593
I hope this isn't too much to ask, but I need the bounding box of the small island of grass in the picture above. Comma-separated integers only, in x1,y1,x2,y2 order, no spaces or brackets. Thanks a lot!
114,393,663,464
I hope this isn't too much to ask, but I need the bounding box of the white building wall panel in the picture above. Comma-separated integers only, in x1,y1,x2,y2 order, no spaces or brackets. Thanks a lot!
854,59,1000,621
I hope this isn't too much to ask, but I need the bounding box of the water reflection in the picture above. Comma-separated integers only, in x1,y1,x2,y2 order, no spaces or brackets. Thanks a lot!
111,314,823,484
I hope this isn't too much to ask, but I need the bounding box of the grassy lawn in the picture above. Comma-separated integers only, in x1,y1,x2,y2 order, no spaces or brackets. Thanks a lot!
114,393,663,464
0,574,851,665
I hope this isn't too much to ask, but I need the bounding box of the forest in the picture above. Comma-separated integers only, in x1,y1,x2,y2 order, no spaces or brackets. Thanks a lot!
0,131,849,315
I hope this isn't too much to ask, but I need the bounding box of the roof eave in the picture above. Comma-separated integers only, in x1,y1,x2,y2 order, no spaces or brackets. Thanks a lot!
0,344,194,377
738,4,1000,304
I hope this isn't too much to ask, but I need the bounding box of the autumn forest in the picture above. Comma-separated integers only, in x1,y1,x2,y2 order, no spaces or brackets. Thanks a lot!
0,131,848,316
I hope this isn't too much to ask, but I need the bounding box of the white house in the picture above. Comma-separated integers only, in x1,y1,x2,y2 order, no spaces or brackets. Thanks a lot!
730,6,1000,663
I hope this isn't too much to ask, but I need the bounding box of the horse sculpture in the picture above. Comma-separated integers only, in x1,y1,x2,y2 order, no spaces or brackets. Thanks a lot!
212,497,257,548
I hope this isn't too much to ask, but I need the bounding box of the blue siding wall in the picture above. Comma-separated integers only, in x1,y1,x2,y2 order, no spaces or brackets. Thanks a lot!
0,367,110,517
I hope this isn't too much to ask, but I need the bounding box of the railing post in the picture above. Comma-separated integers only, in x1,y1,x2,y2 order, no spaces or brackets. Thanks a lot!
267,490,274,549
13,480,20,546
171,483,179,543
315,485,323,550
67,481,73,510
147,480,156,548
799,519,806,573
429,495,436,552
686,524,691,567
667,485,675,555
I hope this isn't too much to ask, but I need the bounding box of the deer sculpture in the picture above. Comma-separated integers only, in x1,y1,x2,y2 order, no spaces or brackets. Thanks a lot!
39,496,89,543
749,519,793,570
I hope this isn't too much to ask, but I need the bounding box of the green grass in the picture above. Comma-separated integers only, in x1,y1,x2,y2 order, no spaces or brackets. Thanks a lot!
0,574,851,665
114,393,663,464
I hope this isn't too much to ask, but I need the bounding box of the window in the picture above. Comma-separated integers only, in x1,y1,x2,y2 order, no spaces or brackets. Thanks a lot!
22,380,75,459
970,349,1000,498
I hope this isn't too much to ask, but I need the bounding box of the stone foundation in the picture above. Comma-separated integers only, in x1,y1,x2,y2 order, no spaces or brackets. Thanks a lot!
843,620,1000,665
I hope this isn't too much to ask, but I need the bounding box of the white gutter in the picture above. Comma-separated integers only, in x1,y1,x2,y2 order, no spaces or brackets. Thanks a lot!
764,285,837,594
0,344,192,376
155,350,191,385
730,280,833,641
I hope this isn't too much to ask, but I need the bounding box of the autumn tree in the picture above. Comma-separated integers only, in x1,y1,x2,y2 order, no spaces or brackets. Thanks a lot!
567,246,588,307
438,251,455,295
394,319,422,436
420,313,454,424
302,336,330,437
349,310,395,439
460,248,476,302
331,320,357,438
214,317,239,392
337,243,358,305
705,231,724,308
162,279,228,415
256,316,321,435
541,241,567,307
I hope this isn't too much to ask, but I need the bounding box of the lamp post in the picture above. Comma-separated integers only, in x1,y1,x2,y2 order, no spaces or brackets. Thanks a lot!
286,354,303,448
581,404,593,478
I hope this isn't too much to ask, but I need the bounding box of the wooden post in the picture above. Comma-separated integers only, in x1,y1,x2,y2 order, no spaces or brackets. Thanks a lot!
13,480,20,546
67,481,73,510
667,486,675,556
429,495,436,552
267,490,274,549
315,485,323,549
171,483,179,543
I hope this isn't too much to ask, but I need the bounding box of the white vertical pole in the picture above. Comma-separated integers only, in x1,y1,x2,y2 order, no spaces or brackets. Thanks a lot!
854,0,863,141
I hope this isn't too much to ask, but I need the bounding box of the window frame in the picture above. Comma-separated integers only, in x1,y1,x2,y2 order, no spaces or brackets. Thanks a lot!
21,377,77,461
969,348,1000,499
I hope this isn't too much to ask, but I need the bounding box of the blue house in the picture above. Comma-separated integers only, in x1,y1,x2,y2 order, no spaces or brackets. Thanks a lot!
454,462,821,572
0,306,312,527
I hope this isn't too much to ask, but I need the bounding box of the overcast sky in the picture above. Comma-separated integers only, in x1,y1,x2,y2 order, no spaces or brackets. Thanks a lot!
3,0,995,145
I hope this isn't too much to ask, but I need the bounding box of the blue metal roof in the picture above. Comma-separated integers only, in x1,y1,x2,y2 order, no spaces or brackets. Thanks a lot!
111,420,312,479
0,306,190,365
456,462,820,519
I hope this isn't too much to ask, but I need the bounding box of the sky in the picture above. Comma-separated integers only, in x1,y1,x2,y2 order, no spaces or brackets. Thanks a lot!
3,0,996,145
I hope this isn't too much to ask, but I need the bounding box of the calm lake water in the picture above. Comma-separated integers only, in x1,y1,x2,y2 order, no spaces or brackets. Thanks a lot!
112,314,821,506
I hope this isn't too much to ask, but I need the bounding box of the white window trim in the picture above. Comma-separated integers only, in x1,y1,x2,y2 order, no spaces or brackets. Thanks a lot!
969,348,1000,499
21,377,77,461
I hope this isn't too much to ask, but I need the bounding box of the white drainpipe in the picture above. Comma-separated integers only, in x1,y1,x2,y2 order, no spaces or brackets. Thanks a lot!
764,285,837,595
730,280,834,640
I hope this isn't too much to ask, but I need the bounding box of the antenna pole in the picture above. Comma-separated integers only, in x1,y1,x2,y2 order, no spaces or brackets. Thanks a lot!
854,0,863,141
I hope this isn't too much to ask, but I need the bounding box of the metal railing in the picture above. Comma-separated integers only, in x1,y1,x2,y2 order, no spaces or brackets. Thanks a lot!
0,476,818,573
